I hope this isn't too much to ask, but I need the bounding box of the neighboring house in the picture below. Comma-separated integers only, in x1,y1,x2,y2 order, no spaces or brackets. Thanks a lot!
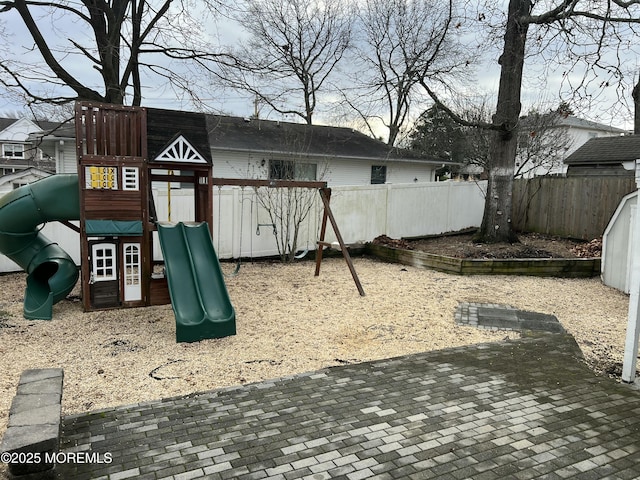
518,114,629,178
0,167,52,194
206,115,447,185
35,112,449,186
560,115,628,147
19,111,631,182
29,120,76,174
564,135,640,177
0,117,57,177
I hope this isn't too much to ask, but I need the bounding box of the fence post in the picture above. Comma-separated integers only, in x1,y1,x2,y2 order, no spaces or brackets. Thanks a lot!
446,182,453,233
382,184,389,236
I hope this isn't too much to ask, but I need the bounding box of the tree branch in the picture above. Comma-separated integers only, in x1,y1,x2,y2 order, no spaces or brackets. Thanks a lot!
12,0,103,101
420,81,501,131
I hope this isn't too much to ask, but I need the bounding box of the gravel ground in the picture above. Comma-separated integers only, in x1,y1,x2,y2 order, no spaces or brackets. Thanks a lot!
0,256,630,448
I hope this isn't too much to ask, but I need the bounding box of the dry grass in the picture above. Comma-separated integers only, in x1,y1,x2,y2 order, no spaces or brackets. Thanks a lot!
0,257,630,446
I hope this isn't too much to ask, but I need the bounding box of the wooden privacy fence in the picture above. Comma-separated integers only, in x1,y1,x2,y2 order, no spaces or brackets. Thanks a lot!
511,176,637,240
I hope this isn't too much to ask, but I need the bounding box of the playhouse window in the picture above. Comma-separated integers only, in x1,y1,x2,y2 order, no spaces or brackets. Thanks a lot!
92,244,117,281
86,166,118,190
122,167,139,190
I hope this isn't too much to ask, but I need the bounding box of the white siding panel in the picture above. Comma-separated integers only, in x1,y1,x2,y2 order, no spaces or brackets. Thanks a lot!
61,143,77,173
324,159,370,186
210,150,438,187
602,191,637,292
386,163,436,184
212,151,263,179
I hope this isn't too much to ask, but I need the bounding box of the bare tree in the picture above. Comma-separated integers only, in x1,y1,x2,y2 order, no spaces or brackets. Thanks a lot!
0,0,230,107
345,0,473,146
215,0,352,124
240,124,329,262
254,186,319,262
424,0,640,243
515,109,574,178
409,99,571,179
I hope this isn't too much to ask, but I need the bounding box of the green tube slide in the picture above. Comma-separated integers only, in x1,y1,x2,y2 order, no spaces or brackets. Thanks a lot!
0,174,80,320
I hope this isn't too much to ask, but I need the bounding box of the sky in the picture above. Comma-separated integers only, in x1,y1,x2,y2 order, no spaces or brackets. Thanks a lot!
0,1,637,133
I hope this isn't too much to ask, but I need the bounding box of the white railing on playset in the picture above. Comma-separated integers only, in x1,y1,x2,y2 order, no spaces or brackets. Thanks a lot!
0,180,487,272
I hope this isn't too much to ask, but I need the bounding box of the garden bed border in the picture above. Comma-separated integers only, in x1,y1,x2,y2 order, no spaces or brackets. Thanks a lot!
366,243,601,278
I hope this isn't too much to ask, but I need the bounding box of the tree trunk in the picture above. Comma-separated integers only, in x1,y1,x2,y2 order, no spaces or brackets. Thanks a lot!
633,77,640,134
477,0,531,243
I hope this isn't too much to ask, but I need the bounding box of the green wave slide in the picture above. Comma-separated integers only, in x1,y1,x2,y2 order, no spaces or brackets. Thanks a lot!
0,174,80,320
157,222,236,342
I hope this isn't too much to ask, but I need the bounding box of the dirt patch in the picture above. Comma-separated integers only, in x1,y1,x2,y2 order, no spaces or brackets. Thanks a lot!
395,232,602,259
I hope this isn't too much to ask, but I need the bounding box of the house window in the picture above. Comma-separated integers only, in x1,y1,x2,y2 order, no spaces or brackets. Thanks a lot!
371,165,387,184
269,160,317,181
85,166,118,189
122,167,139,190
3,144,24,158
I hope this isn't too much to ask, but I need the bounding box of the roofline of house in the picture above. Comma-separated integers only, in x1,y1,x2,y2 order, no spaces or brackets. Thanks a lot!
564,124,629,134
559,118,629,134
25,118,457,167
30,134,76,142
209,146,451,165
0,167,53,185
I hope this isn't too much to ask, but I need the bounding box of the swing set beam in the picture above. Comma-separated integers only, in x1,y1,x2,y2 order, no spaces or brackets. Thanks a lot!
212,178,328,189
211,178,365,296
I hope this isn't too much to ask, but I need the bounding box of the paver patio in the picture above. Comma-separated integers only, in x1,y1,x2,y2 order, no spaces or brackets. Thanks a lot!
55,327,640,480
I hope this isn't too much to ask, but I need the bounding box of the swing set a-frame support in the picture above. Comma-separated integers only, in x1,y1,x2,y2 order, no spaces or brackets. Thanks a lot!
212,178,365,297
315,187,365,296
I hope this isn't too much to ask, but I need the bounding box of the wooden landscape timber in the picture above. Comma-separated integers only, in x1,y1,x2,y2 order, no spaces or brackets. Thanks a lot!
366,243,601,278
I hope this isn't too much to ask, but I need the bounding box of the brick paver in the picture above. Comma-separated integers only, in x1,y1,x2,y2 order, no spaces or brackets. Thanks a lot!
455,302,566,333
54,330,640,479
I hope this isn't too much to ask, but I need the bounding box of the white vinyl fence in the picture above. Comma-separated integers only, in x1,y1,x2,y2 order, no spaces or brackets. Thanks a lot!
0,181,487,272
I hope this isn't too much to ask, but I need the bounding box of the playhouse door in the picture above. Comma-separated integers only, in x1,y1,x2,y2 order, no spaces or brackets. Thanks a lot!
123,243,142,301
89,242,120,308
